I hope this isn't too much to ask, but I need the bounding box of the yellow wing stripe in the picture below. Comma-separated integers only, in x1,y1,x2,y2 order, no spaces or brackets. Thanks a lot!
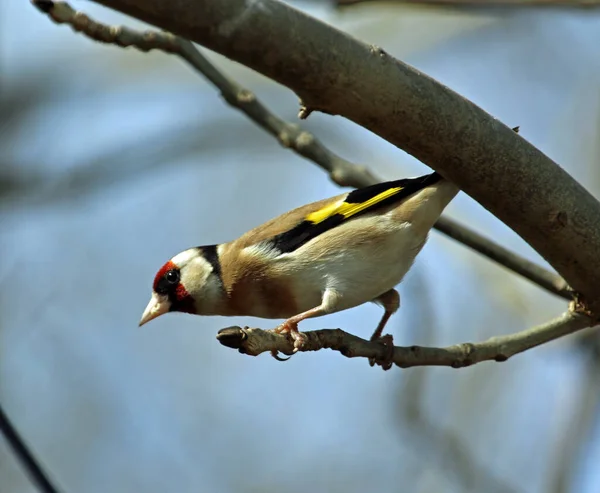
305,186,403,224
305,201,344,224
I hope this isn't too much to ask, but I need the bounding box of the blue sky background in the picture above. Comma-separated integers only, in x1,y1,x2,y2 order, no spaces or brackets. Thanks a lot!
2,2,600,493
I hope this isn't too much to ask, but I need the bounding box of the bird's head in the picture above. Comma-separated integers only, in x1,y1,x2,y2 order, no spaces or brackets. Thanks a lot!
139,246,223,326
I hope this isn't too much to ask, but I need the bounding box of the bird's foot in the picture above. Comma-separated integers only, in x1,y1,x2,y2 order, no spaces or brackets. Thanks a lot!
369,333,395,370
270,321,308,361
290,330,308,353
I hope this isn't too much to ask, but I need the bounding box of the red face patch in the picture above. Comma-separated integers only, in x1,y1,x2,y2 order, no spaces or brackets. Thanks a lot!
152,260,196,314
174,284,196,314
153,260,177,292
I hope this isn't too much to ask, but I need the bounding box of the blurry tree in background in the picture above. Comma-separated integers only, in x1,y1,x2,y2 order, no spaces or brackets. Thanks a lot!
2,1,600,493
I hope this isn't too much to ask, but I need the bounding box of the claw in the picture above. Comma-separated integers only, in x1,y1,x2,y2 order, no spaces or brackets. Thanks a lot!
271,350,292,362
270,322,298,361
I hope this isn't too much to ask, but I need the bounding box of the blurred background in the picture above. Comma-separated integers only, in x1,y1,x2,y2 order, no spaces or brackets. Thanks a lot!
2,1,600,492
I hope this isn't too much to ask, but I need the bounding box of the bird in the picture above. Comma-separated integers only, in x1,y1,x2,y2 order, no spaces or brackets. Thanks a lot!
139,171,458,368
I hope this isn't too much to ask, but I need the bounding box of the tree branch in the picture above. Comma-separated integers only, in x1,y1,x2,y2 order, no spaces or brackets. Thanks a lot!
217,305,592,368
32,1,573,301
0,404,62,493
434,216,571,299
84,0,600,316
29,0,384,190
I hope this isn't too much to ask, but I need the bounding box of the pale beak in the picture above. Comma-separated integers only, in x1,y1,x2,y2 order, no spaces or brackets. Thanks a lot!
139,293,170,327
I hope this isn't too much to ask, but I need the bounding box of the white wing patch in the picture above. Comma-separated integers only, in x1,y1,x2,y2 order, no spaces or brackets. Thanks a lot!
243,242,280,260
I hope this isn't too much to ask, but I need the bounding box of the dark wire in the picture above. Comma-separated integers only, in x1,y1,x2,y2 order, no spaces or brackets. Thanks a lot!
0,403,61,493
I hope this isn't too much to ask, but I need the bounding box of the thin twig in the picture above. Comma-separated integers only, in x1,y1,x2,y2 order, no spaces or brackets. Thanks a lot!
174,41,377,188
216,305,592,369
33,0,573,301
0,404,62,493
31,0,375,189
435,216,571,299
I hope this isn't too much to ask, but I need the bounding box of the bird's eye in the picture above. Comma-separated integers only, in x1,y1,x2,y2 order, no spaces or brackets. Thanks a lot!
165,270,180,284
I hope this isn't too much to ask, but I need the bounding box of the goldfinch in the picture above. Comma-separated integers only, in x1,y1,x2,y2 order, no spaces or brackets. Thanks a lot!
139,172,458,367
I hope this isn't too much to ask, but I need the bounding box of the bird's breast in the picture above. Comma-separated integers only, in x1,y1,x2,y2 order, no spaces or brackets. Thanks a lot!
225,269,305,319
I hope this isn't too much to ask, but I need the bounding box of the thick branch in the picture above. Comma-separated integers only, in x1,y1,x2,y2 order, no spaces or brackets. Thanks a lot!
88,0,600,315
32,1,573,301
217,307,592,368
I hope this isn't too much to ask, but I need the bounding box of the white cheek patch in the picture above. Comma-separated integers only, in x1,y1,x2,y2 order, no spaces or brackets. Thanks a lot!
190,255,213,275
179,254,223,312
179,257,211,293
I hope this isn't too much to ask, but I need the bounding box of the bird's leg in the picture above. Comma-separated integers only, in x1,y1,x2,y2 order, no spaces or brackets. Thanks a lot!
369,289,400,370
270,288,340,360
274,307,321,349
